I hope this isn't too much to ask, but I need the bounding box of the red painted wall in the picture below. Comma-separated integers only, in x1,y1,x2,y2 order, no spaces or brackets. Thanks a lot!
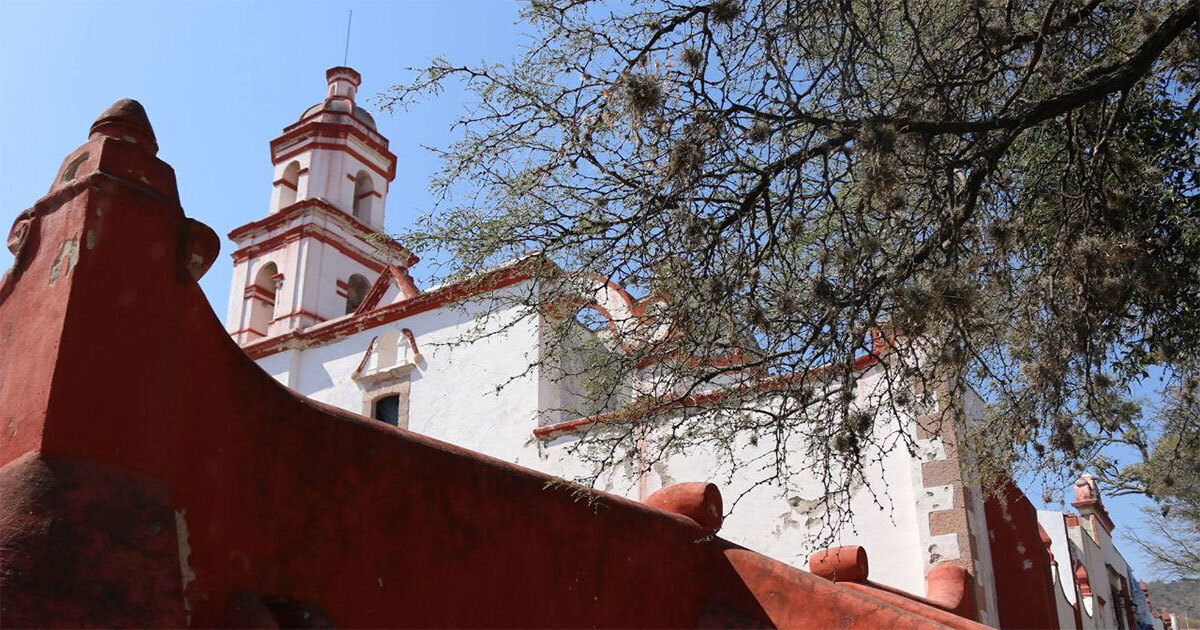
0,100,994,629
985,480,1061,629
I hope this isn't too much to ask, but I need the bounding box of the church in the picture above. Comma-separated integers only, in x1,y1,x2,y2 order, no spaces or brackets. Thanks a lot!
218,67,1172,630
223,64,987,603
0,64,1175,629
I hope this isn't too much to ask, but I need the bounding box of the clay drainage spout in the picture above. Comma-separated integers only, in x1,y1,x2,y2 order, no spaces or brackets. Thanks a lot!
809,547,979,622
643,482,723,535
924,562,977,618
809,545,870,583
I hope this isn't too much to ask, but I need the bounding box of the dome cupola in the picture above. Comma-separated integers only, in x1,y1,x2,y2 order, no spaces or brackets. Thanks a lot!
296,66,377,130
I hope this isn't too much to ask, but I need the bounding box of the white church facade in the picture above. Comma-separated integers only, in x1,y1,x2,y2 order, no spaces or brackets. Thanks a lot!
223,67,1167,630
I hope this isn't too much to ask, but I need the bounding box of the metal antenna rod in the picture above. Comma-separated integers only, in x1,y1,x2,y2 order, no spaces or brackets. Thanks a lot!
343,10,353,66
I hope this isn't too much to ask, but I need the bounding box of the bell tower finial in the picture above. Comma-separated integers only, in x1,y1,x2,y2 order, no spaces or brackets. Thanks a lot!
326,66,361,101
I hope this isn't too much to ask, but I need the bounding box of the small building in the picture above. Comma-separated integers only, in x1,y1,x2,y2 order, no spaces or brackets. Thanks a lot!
1037,475,1168,630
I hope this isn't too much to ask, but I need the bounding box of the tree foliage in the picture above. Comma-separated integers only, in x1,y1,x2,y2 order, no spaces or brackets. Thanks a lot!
382,0,1200,525
1129,382,1200,580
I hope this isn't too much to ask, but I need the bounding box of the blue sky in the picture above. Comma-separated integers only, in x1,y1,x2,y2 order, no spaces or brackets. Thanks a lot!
0,0,523,302
0,0,1164,577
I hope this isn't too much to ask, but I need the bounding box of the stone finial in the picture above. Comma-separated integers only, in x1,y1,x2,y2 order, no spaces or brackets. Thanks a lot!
1073,473,1100,504
89,99,158,155
1071,473,1116,533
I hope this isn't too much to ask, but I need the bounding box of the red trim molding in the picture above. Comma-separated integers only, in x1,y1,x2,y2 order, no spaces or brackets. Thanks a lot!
232,225,387,273
326,66,362,84
228,198,417,267
270,121,396,180
1070,498,1116,534
243,284,276,304
355,266,421,315
241,261,537,360
274,140,394,181
533,353,879,441
270,309,325,324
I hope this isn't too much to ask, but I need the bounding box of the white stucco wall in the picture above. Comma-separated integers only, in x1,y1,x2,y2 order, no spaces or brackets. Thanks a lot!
530,366,931,595
250,283,545,467
960,387,1001,626
244,290,961,599
1038,507,1150,630
1038,509,1081,627
269,153,312,213
305,146,389,229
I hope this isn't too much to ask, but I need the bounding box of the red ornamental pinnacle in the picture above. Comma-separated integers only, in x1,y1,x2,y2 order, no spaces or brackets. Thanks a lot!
89,98,159,155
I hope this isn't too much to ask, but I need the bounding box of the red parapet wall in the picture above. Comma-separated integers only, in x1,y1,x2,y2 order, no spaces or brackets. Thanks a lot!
0,100,993,629
984,480,1061,630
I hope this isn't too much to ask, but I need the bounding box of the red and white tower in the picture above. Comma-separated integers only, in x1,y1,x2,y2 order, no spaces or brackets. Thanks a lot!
226,67,415,344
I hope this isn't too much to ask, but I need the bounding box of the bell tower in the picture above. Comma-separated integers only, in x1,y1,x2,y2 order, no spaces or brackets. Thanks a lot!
225,67,415,345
